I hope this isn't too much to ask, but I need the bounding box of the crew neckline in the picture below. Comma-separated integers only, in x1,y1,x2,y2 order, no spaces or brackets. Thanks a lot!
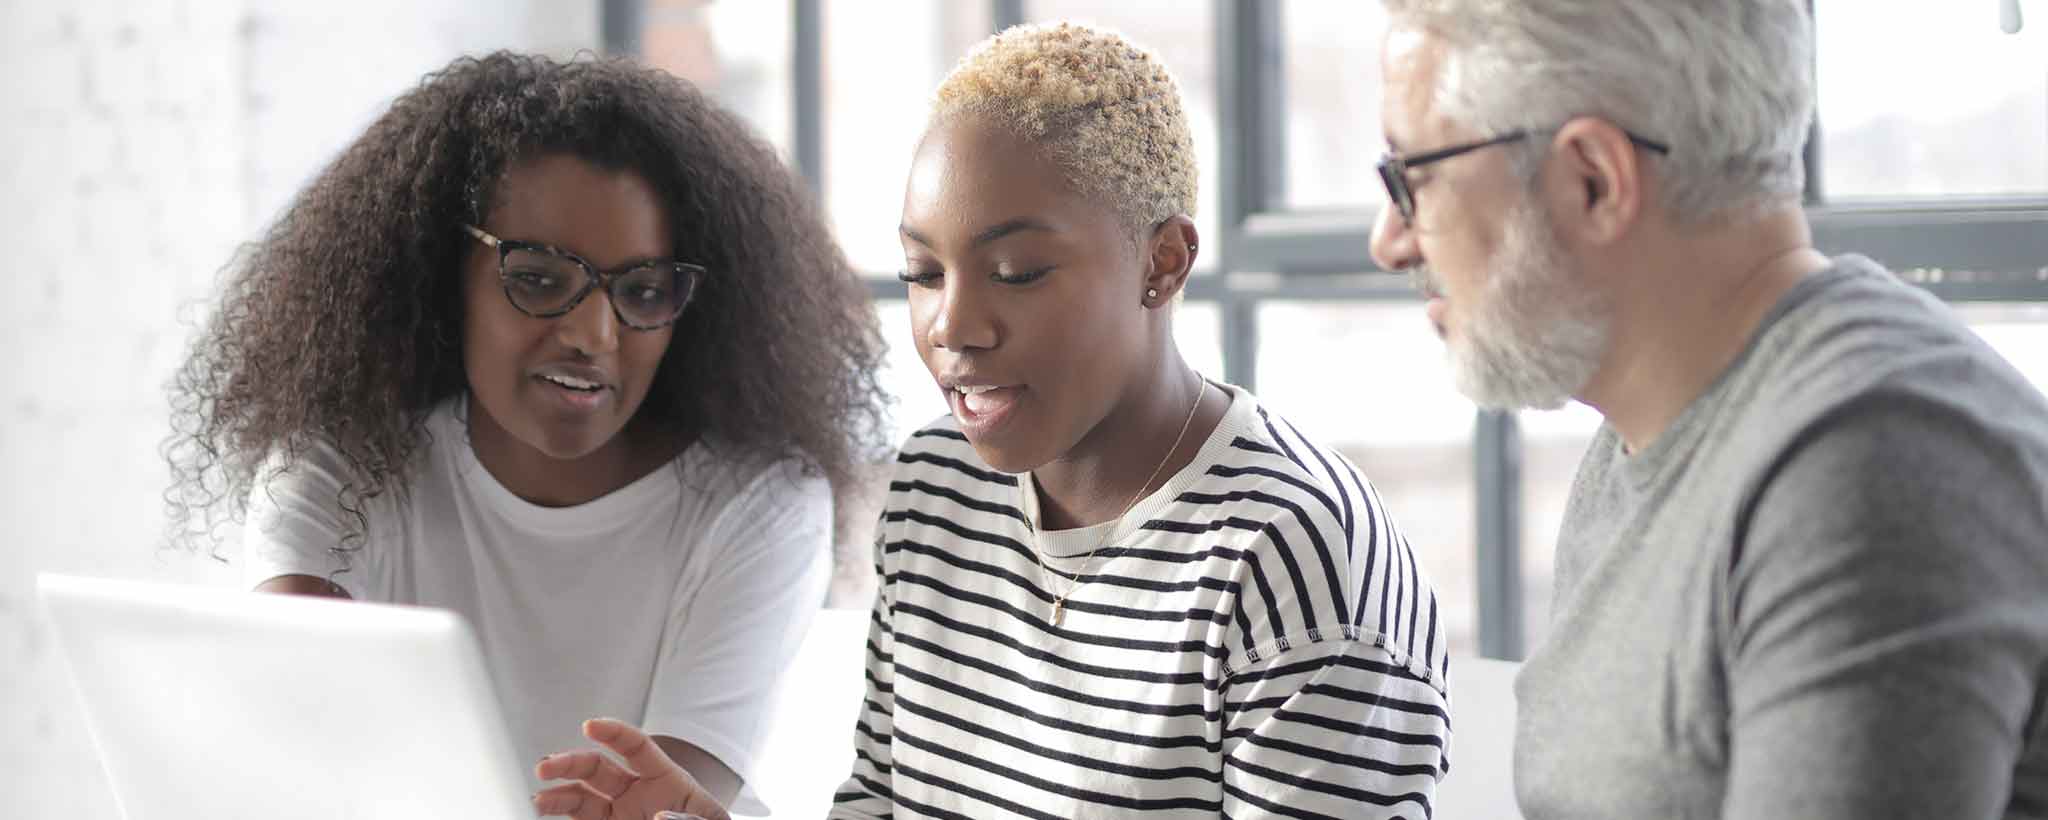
439,397,692,537
1021,380,1250,569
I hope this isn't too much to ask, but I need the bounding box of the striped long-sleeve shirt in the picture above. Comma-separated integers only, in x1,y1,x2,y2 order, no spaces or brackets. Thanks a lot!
831,383,1451,819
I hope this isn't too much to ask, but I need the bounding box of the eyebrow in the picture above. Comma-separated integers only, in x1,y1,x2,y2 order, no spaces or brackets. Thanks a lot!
899,217,1058,250
532,244,676,271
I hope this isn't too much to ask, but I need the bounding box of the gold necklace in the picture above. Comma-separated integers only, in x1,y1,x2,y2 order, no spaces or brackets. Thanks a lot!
1033,377,1209,627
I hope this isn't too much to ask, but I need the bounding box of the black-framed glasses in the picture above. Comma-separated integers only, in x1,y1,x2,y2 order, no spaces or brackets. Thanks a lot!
463,225,703,331
1376,129,1672,226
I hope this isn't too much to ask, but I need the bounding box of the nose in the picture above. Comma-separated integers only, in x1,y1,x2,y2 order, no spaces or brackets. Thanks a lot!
919,277,998,353
1370,204,1421,273
555,289,621,356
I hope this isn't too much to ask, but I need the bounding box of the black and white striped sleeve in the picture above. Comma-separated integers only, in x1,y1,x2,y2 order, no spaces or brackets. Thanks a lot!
828,531,897,820
1221,639,1449,819
1214,423,1451,818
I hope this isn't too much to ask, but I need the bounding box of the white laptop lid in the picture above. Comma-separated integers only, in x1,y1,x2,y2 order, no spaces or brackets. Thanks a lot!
36,573,533,820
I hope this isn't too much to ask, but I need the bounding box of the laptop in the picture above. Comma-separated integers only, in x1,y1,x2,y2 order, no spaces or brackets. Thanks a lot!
36,573,534,820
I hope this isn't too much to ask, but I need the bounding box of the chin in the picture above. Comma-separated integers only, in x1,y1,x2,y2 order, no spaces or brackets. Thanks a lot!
521,426,616,462
1447,342,1585,410
961,435,1047,477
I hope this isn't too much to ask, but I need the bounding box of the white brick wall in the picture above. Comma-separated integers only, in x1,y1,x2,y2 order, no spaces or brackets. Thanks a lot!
0,2,597,814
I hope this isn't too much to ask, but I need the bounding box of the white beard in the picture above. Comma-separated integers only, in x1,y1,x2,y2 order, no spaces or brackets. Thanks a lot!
1428,201,1611,410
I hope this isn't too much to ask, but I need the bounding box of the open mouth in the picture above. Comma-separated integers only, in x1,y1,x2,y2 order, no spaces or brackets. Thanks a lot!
946,383,1025,436
953,384,1016,416
539,373,604,393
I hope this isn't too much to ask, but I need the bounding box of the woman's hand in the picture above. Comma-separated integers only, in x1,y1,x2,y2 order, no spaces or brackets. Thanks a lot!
534,718,731,820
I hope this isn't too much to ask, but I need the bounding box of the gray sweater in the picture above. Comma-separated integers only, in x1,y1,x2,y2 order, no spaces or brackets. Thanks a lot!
1515,256,2048,819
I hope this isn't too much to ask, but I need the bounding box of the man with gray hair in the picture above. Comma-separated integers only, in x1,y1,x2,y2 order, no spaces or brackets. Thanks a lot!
1368,1,2048,817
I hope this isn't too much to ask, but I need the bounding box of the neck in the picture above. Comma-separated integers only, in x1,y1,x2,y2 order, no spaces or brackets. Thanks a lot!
1577,207,1831,452
1031,354,1221,531
466,398,683,507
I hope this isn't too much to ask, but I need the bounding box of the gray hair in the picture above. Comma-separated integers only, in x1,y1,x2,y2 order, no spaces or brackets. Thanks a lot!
1383,0,1814,225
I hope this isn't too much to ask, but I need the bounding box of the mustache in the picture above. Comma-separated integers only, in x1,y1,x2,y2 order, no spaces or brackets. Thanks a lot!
1407,265,1441,297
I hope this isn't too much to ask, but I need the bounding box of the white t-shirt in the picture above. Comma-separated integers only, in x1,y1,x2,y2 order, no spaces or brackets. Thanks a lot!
243,400,831,815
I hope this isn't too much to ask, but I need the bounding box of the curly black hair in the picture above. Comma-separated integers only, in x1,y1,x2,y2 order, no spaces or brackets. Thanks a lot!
165,51,890,556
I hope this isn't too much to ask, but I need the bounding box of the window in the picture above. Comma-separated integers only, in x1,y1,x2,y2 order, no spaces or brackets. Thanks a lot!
640,0,795,158
822,1,992,273
1814,1,2048,200
1278,1,1389,211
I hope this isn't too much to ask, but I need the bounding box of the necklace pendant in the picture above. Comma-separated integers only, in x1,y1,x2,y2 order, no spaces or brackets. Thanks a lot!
1050,599,1065,626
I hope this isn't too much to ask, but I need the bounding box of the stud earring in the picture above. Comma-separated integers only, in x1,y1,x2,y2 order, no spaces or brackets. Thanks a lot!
1146,288,1160,300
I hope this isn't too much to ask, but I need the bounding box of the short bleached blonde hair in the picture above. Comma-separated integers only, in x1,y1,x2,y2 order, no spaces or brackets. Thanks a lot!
931,22,1198,232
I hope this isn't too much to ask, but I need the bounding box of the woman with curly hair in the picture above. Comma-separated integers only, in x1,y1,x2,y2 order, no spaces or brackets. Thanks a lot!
163,52,889,816
540,23,1450,820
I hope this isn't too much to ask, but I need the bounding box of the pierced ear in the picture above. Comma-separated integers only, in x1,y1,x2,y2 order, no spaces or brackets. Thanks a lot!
1143,215,1199,306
